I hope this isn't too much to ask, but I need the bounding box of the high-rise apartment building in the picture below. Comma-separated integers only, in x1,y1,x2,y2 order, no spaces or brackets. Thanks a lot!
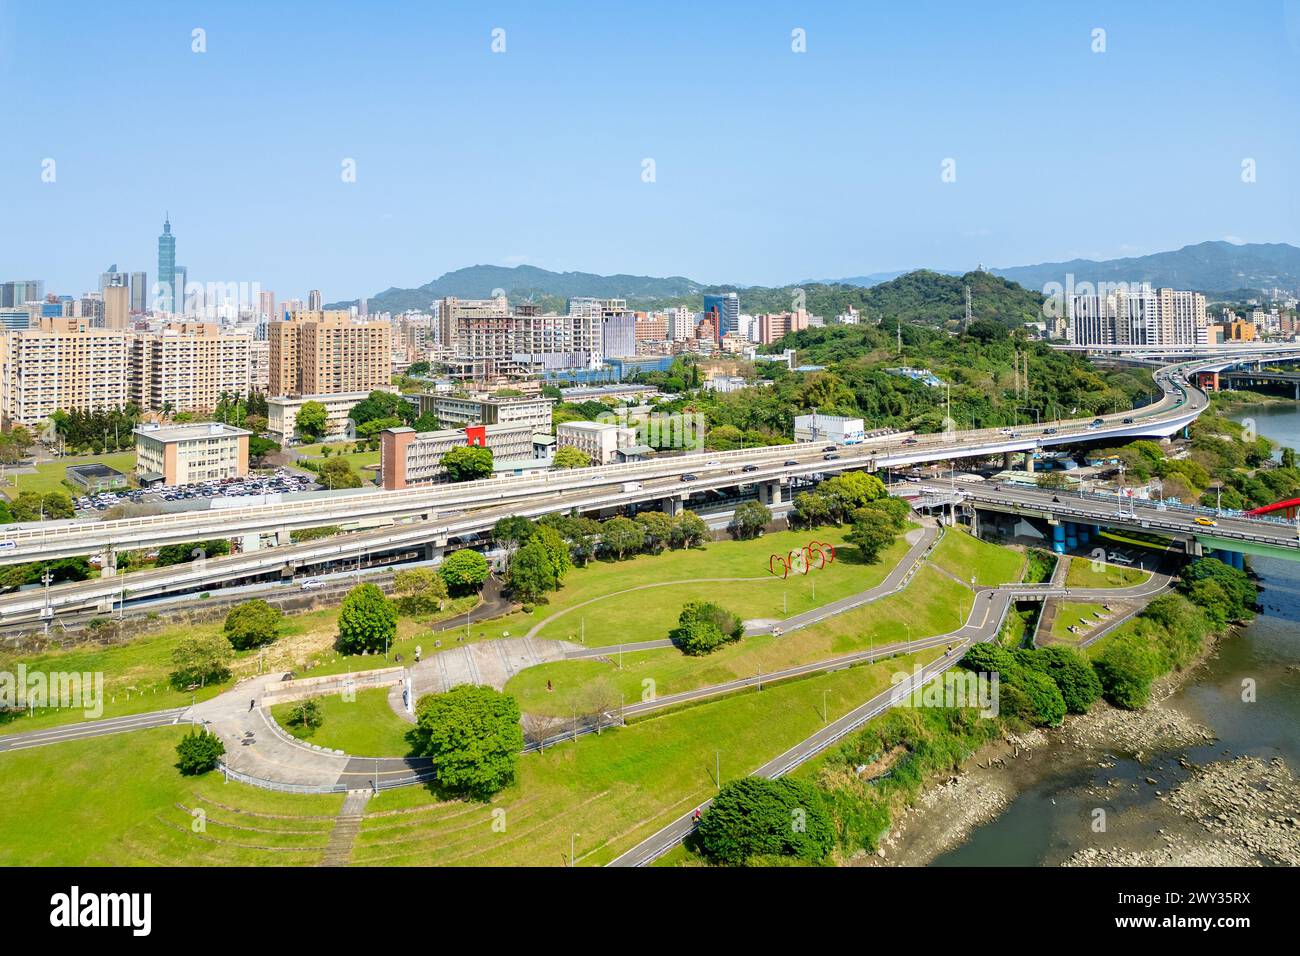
1,280,45,308
267,309,391,396
156,216,176,314
1067,285,1207,347
104,284,130,331
258,289,276,320
438,295,509,351
0,317,131,428
703,293,740,337
757,310,810,344
307,289,322,310
130,322,252,413
129,272,148,313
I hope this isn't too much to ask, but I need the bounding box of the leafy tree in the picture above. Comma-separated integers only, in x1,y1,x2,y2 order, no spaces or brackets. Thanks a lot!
175,728,225,775
412,685,524,799
441,444,493,482
248,435,280,461
286,698,323,734
412,411,441,432
601,515,645,559
1178,557,1255,626
507,537,558,602
439,548,489,594
349,390,415,428
336,582,397,654
730,500,771,539
1094,632,1162,709
223,599,283,650
1017,646,1100,715
491,516,535,551
392,567,448,615
845,507,897,562
1283,447,1297,470
671,510,709,548
296,400,329,441
157,538,231,567
671,600,744,655
318,456,363,489
552,445,591,469
534,524,572,582
634,511,674,553
696,777,834,865
1035,471,1069,490
170,634,234,688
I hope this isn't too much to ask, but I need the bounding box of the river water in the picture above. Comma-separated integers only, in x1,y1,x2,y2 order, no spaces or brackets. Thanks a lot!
930,403,1300,866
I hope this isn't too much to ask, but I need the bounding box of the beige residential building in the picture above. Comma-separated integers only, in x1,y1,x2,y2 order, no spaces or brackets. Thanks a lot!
267,387,399,443
438,295,508,351
556,420,639,465
248,339,270,392
134,422,250,485
268,309,391,396
416,392,554,430
0,317,131,429
103,284,130,331
130,322,252,413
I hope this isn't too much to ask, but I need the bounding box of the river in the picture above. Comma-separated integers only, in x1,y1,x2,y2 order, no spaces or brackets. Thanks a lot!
928,402,1300,866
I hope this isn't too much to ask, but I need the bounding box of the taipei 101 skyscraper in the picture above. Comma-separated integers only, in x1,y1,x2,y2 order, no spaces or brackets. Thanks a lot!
156,214,176,313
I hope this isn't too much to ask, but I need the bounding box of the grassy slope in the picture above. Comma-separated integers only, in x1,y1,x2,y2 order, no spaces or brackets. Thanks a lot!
506,565,968,717
929,527,1024,586
1064,557,1149,589
356,648,944,867
0,726,343,865
1050,602,1108,642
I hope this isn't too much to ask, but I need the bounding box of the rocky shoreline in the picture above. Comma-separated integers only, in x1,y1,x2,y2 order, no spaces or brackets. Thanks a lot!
859,629,1288,868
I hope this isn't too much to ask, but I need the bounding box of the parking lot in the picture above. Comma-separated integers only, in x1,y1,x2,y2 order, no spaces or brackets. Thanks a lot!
75,469,317,514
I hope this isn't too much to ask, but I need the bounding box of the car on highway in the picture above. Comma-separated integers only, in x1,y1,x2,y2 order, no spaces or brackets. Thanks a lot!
902,438,918,445
1122,417,1135,424
823,453,840,461
741,464,759,473
783,459,799,467
1043,427,1059,435
822,445,837,453
1194,516,1218,527
706,460,721,467
680,473,698,482
299,578,326,591
1092,418,1105,426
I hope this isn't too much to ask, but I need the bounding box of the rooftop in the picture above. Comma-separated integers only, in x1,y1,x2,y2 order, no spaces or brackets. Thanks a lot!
134,422,252,442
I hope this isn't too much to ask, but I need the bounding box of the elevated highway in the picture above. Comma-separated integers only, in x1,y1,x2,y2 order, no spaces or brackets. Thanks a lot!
0,351,1281,627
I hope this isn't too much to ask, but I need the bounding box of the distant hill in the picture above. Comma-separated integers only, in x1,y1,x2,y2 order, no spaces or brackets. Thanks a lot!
990,241,1300,298
327,264,705,313
801,269,963,287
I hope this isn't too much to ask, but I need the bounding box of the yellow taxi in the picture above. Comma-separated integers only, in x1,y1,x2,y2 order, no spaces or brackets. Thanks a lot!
1193,516,1217,527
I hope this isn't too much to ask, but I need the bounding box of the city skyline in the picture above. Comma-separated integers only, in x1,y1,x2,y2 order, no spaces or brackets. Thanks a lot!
3,1,1298,299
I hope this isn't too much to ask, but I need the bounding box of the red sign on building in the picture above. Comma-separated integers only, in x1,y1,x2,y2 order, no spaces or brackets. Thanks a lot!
465,425,487,447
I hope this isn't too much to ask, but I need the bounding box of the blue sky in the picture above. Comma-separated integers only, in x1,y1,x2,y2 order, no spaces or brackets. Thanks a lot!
2,0,1298,300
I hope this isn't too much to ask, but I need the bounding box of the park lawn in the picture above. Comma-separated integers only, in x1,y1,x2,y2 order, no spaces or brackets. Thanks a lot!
2,451,137,499
1096,529,1173,554
0,725,344,865
505,564,969,718
496,524,911,647
1050,602,1109,642
296,442,380,474
270,687,417,757
355,647,945,867
0,597,476,737
929,527,1024,586
1064,557,1150,589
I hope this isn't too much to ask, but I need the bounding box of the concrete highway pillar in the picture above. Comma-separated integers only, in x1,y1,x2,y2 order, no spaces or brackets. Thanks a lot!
661,496,683,517
1002,452,1013,470
242,533,262,553
1025,451,1035,474
759,480,784,507
276,527,292,547
99,548,117,577
424,542,445,563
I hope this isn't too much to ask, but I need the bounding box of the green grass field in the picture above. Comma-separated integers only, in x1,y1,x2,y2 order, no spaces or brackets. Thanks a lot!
296,442,380,475
1064,557,1150,589
2,451,137,499
355,647,944,866
506,564,969,718
270,687,417,757
1050,602,1109,642
492,524,912,648
0,726,344,865
0,597,476,738
929,527,1024,586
